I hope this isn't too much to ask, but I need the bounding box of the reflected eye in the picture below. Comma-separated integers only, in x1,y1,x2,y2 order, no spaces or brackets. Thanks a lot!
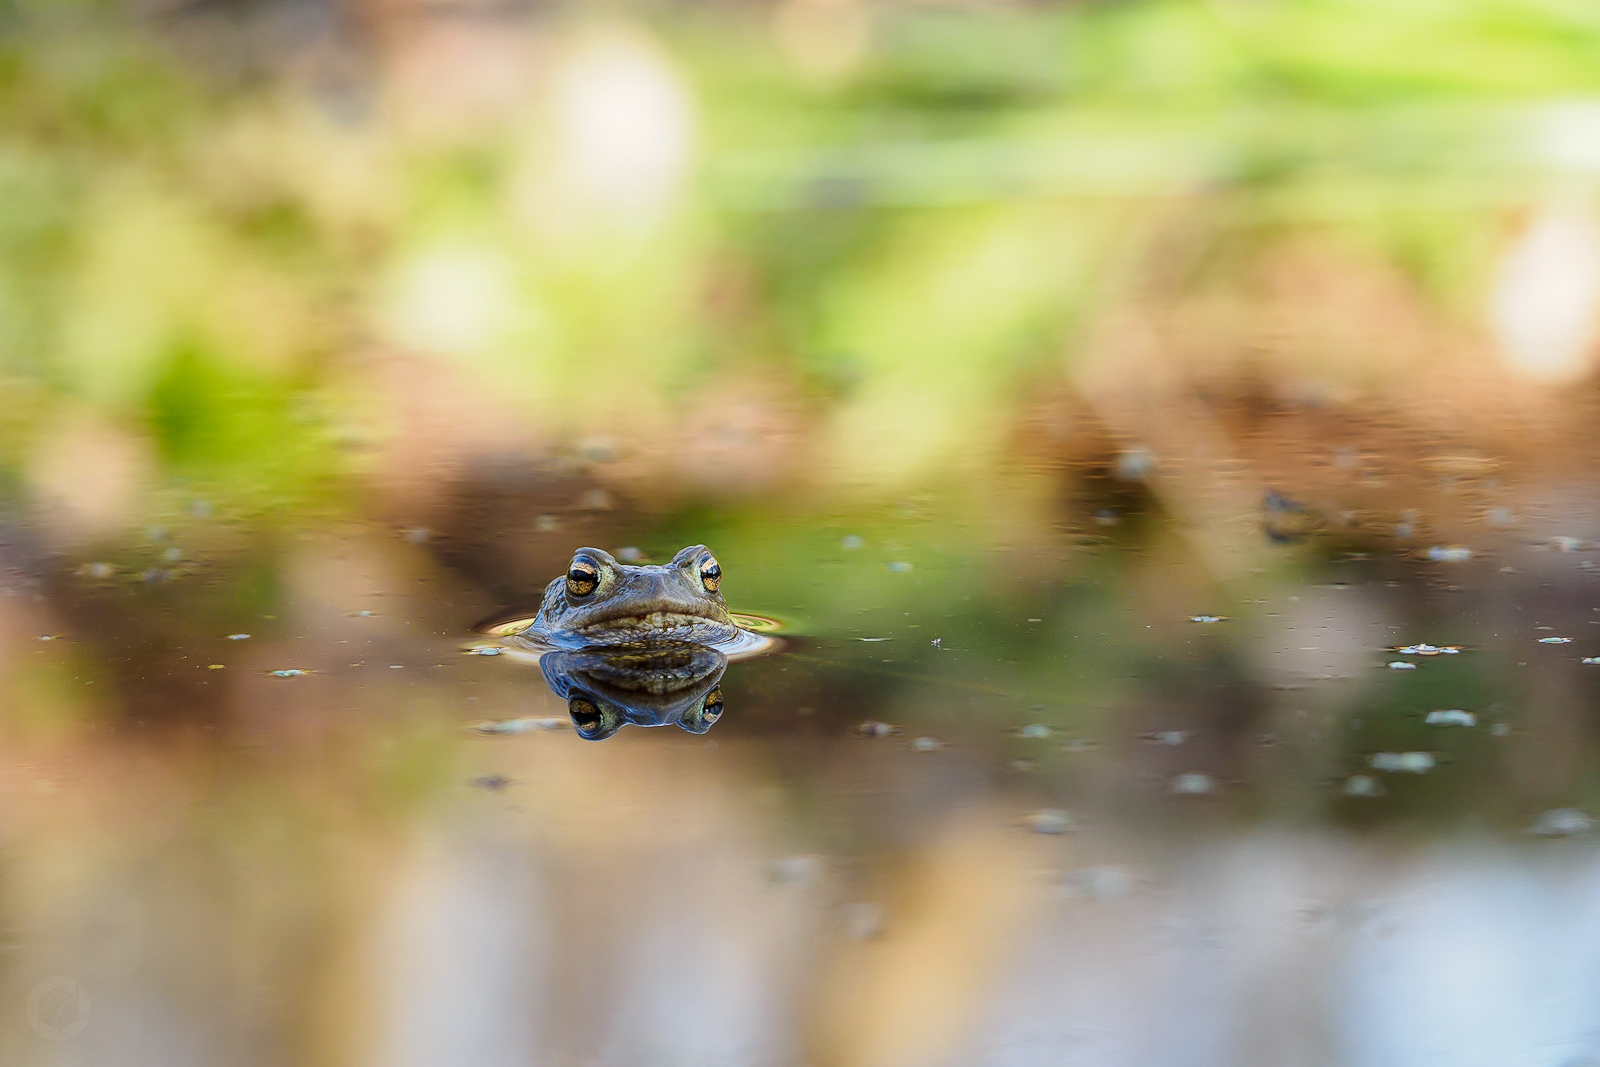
569,697,602,731
702,688,723,724
699,556,722,594
567,559,599,598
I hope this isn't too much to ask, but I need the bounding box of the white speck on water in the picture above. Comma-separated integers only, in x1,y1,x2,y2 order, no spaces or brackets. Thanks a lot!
887,561,913,573
1063,866,1131,901
464,647,504,656
1427,545,1473,562
270,669,311,678
1023,809,1074,835
389,665,404,669
1539,636,1574,643
857,637,890,642
857,720,895,738
840,535,864,550
1387,661,1418,670
1395,643,1460,655
1148,730,1188,745
1115,448,1154,480
534,515,559,533
1425,709,1476,726
1553,536,1585,552
1019,723,1052,739
766,855,820,886
228,634,251,641
405,526,431,543
474,717,567,735
86,562,113,578
910,736,943,752
1372,751,1435,773
1530,808,1593,836
1583,657,1600,664
841,902,885,940
930,638,941,649
1170,772,1216,795
1344,775,1385,796
1190,615,1226,624
1027,618,1042,623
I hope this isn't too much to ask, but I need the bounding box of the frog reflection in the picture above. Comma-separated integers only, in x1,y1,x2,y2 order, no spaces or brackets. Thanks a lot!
539,641,728,741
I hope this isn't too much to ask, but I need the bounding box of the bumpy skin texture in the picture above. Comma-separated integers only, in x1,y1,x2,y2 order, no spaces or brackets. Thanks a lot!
526,544,740,648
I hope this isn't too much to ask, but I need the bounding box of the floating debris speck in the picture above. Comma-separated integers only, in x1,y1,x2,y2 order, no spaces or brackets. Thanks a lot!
1143,730,1188,745
857,720,896,738
1583,657,1600,665
1023,809,1074,835
841,902,885,940
469,774,512,791
1538,636,1574,644
464,647,504,656
1344,775,1385,797
1019,723,1052,739
840,535,864,551
1530,808,1593,836
887,561,913,573
269,669,312,678
227,634,251,641
1386,661,1418,670
474,717,566,735
1552,536,1585,552
1063,866,1132,901
1371,751,1435,773
1393,643,1461,656
910,736,943,753
1190,615,1227,624
1170,772,1216,795
1425,709,1476,727
1426,546,1473,563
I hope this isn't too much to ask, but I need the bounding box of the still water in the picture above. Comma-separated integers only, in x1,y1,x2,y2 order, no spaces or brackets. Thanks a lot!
5,424,1600,1067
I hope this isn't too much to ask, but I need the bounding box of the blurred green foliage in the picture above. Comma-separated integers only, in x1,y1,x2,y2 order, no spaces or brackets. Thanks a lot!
0,0,1597,516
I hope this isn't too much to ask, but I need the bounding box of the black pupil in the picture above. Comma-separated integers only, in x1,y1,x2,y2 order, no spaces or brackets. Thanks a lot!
569,565,597,593
702,564,720,581
570,698,600,728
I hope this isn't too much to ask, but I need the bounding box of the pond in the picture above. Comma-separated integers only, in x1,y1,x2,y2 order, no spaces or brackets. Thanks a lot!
6,424,1600,1067
9,1,1600,1063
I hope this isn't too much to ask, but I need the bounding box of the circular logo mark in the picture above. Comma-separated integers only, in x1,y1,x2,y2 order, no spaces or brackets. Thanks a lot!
27,977,90,1041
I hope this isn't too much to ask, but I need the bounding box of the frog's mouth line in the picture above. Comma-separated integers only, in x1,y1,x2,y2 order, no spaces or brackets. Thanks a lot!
572,606,732,634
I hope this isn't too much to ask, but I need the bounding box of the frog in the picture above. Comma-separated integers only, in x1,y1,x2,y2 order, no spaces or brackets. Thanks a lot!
539,641,727,740
520,544,740,648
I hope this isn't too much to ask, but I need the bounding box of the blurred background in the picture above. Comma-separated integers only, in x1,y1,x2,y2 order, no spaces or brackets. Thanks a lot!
7,0,1600,1064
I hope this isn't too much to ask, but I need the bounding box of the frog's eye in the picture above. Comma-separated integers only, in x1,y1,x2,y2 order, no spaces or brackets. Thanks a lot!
679,687,726,734
567,558,599,598
699,556,722,594
569,696,621,740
